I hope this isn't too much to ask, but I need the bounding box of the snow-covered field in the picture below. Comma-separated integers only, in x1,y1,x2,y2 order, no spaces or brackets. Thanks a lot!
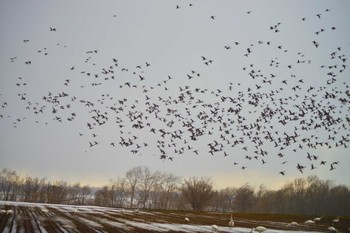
0,201,328,233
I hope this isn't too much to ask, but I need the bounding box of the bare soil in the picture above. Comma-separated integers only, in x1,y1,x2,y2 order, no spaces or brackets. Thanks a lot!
0,203,349,233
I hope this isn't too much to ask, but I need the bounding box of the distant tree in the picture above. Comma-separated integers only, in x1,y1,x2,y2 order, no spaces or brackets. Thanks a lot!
138,167,162,208
158,173,182,209
269,188,288,213
21,176,44,203
65,183,92,205
67,183,82,204
94,187,109,206
210,190,221,212
290,178,308,214
94,185,119,207
45,181,68,204
304,175,332,214
149,184,163,209
327,184,350,215
234,183,255,212
110,177,128,207
220,187,237,212
253,184,272,213
181,177,214,211
125,166,143,208
0,168,21,201
2,167,350,215
79,185,92,205
210,187,236,212
37,178,48,203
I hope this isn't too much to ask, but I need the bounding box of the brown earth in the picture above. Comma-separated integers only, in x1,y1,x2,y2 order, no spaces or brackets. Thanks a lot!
0,203,349,233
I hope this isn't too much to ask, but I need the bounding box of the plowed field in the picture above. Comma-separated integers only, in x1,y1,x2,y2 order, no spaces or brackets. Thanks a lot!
1,201,348,233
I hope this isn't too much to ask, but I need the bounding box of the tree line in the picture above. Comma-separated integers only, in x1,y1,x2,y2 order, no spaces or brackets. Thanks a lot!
1,167,349,215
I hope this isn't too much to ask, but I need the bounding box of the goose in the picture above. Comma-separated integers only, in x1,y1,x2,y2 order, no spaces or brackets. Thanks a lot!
332,216,340,223
252,226,267,233
212,224,218,232
314,215,323,221
228,214,234,228
328,226,338,232
305,220,315,225
289,221,299,227
6,209,14,215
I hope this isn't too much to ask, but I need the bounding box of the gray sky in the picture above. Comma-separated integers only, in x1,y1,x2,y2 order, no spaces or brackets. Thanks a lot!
0,0,349,190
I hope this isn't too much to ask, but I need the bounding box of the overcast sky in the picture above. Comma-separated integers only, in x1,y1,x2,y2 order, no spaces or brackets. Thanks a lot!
0,0,349,190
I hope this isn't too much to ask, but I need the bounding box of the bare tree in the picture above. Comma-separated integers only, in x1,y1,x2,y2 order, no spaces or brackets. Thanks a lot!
66,183,82,204
0,168,21,201
327,184,350,215
111,177,128,207
305,175,332,214
125,166,143,208
37,177,48,203
21,176,44,202
80,185,92,205
234,183,255,212
45,181,68,204
64,183,92,205
94,185,120,207
139,167,162,209
211,187,236,212
159,173,182,209
254,184,271,212
271,188,290,213
181,177,214,211
2,167,350,216
290,178,308,214
94,186,110,206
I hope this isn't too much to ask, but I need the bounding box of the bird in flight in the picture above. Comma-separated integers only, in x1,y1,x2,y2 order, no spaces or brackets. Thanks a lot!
2,2,348,177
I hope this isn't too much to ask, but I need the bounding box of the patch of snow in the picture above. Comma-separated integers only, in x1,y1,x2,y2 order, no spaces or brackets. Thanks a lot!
76,216,104,228
31,212,47,233
52,215,77,233
99,218,130,230
120,219,169,232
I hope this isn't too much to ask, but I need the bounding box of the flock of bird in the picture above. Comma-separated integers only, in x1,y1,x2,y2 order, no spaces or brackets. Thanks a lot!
1,3,349,176
184,214,342,232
